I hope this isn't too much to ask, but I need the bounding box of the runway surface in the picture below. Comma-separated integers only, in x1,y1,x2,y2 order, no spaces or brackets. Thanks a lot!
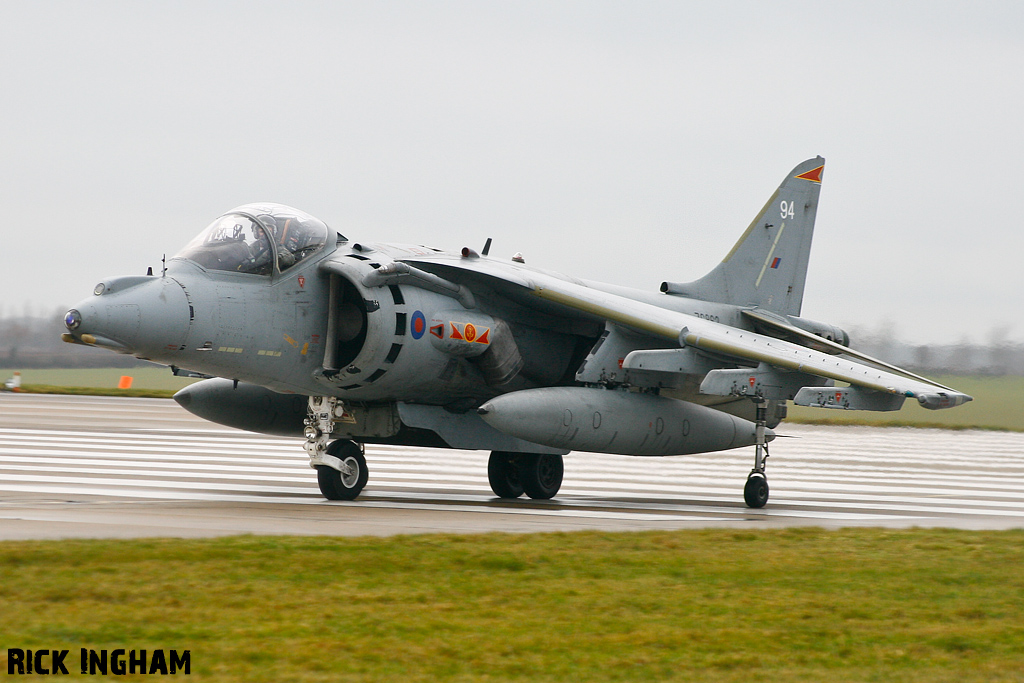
1,393,1023,539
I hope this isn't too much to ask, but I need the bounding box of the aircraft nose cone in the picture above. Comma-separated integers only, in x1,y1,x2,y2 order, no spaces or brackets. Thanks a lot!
66,295,140,351
67,276,190,357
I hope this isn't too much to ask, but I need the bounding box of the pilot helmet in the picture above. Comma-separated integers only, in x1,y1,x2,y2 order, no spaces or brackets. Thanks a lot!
256,215,278,234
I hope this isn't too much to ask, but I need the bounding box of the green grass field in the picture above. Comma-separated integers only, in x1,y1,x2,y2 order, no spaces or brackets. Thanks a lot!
0,366,198,392
1,529,1023,682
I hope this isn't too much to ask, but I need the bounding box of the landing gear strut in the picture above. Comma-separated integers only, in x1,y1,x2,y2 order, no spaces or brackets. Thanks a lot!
304,396,369,500
488,452,564,500
744,399,770,508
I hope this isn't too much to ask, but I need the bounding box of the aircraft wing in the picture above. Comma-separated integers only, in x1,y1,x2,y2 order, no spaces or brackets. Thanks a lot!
402,255,973,412
740,307,959,392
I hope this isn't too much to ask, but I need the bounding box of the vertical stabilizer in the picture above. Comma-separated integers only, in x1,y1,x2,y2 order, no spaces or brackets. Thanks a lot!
663,157,824,316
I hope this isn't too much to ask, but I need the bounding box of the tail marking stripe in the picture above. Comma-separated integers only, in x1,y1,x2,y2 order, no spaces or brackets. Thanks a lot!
755,222,786,288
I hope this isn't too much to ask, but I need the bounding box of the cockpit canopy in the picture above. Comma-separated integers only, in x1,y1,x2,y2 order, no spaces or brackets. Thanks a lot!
176,203,335,275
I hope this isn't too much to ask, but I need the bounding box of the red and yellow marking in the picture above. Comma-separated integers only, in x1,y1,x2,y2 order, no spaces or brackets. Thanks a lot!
794,165,824,183
447,322,490,345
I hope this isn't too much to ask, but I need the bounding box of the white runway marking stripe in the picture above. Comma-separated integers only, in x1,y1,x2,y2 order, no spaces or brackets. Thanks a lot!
1,457,1017,509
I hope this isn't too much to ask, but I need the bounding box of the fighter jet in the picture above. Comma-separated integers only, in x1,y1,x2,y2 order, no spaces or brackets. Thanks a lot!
62,157,971,507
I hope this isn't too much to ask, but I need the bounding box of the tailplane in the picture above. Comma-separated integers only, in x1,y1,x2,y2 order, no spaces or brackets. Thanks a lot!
662,157,824,316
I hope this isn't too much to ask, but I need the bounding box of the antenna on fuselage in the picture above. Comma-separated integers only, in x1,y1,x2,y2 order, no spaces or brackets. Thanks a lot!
482,238,492,256
162,254,167,277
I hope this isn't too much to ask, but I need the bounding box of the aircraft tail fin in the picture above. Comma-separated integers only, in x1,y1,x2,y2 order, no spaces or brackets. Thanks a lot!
662,157,824,316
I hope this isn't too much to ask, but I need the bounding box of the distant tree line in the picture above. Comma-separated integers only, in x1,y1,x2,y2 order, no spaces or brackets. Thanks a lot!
2,310,1023,376
844,324,1024,377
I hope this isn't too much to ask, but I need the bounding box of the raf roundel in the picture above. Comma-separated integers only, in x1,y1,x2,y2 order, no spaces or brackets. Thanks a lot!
410,310,426,339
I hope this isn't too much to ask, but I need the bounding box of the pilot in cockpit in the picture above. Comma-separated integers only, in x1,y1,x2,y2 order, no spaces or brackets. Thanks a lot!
255,215,296,270
175,204,329,276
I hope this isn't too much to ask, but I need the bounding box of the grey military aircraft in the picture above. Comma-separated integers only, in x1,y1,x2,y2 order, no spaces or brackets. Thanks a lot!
63,157,971,507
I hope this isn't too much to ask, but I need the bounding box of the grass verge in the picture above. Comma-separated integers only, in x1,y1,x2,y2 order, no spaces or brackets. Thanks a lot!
1,529,1023,682
14,384,177,399
0,367,197,392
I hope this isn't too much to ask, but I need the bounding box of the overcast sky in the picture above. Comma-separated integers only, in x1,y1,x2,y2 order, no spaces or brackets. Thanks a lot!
2,1,1021,345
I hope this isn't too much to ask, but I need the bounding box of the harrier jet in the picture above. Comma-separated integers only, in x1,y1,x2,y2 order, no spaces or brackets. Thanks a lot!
63,157,971,507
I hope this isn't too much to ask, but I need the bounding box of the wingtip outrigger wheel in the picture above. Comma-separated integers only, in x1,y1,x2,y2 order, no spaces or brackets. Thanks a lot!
744,398,770,508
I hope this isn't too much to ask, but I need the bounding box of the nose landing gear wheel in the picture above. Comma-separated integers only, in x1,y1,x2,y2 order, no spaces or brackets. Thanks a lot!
317,440,368,501
744,472,769,509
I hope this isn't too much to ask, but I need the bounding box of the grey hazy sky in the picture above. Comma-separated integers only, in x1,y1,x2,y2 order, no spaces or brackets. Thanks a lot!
2,1,1021,345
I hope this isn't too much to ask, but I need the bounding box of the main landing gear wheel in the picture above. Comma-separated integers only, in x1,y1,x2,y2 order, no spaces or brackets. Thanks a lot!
520,453,564,500
744,472,769,509
316,439,368,501
488,451,524,499
488,452,564,499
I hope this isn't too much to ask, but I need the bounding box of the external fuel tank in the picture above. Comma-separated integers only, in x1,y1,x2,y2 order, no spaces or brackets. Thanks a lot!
477,387,771,456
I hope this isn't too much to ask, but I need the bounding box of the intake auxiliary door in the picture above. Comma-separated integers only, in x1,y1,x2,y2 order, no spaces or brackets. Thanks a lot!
323,273,369,371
